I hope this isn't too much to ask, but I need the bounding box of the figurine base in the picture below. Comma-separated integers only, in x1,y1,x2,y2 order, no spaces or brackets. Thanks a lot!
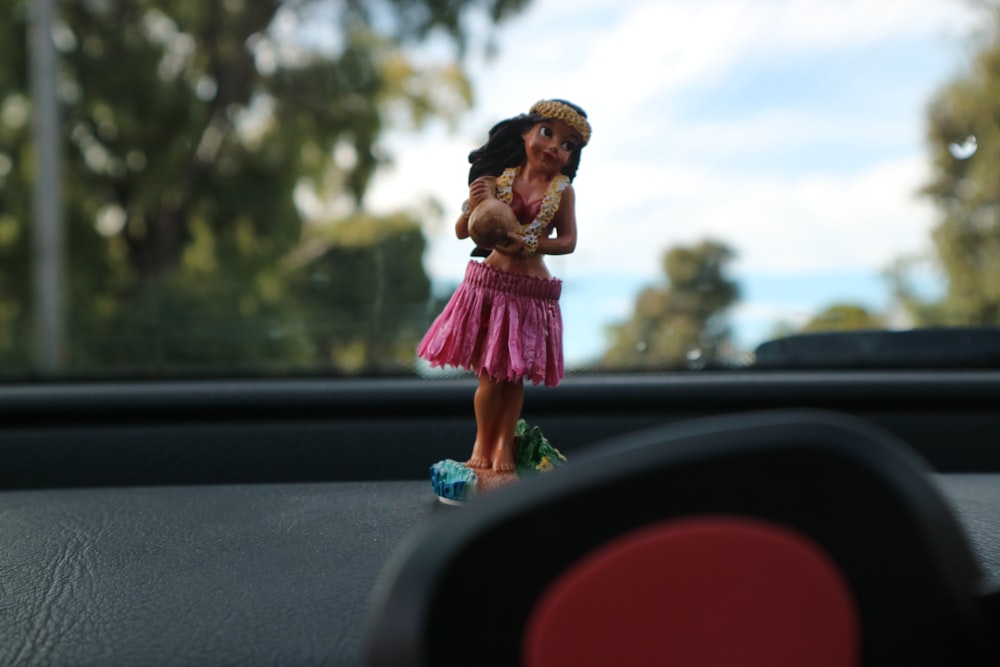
433,467,518,505
430,420,567,504
473,468,520,495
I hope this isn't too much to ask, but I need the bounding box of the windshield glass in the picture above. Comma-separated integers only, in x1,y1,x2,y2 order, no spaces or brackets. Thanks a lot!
2,0,996,379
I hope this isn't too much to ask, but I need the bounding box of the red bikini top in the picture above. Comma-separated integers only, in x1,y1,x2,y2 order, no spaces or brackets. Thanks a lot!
511,190,543,226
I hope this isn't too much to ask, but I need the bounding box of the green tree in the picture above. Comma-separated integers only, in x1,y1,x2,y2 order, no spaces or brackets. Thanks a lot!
801,303,885,333
919,7,1000,325
0,0,530,376
291,211,432,375
602,240,741,370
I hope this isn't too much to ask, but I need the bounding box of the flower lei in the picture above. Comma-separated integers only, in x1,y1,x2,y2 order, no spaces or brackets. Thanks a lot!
495,167,569,255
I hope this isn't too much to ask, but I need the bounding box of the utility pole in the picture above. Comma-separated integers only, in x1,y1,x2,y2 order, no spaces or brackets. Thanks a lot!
29,0,65,373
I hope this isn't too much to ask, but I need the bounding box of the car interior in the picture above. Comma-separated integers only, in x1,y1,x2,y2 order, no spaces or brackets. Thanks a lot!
3,355,1000,664
4,0,1000,665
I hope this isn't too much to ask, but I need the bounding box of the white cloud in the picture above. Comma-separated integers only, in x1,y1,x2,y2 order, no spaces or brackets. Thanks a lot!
479,0,978,129
573,152,937,277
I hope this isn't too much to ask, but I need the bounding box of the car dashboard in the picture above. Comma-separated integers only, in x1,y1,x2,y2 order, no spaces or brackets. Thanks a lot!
2,371,999,665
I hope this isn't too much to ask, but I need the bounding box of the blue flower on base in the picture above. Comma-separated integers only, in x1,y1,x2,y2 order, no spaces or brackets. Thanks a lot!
430,459,478,503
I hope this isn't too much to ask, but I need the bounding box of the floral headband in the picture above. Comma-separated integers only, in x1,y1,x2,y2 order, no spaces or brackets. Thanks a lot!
529,100,591,146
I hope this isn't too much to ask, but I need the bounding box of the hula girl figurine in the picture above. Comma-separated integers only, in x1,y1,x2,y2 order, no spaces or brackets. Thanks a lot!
419,99,590,498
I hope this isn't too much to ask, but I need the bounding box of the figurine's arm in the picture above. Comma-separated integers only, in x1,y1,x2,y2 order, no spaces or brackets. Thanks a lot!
537,185,577,256
455,208,470,240
469,176,496,209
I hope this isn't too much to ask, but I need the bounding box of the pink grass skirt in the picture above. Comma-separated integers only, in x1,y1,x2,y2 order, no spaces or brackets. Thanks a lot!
418,261,564,386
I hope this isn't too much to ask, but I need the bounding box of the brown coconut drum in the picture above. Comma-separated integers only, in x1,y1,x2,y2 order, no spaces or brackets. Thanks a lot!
468,198,518,249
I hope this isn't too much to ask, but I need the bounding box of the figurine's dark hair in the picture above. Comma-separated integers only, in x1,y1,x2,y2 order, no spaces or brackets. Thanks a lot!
467,99,587,184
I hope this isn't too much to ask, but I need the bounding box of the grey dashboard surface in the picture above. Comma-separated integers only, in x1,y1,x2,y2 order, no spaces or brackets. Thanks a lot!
0,475,997,666
0,481,435,666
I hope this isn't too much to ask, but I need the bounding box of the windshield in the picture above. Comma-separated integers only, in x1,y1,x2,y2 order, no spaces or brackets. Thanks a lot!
2,0,997,380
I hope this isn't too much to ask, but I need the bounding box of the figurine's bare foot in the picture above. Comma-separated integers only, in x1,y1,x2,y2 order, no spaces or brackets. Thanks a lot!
466,438,493,469
466,455,491,469
492,446,516,473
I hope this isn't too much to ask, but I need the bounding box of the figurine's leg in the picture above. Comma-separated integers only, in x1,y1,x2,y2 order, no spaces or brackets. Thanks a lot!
467,374,501,469
491,380,524,473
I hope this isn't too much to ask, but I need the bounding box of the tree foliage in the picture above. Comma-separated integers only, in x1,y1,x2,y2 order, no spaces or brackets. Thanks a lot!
918,8,1000,325
801,303,885,333
0,0,529,377
292,211,433,374
601,240,740,370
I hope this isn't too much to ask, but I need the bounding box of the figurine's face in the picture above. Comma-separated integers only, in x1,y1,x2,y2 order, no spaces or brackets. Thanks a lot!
522,120,581,175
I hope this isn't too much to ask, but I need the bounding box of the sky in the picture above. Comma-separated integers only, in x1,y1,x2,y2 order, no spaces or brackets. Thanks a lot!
360,0,986,366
